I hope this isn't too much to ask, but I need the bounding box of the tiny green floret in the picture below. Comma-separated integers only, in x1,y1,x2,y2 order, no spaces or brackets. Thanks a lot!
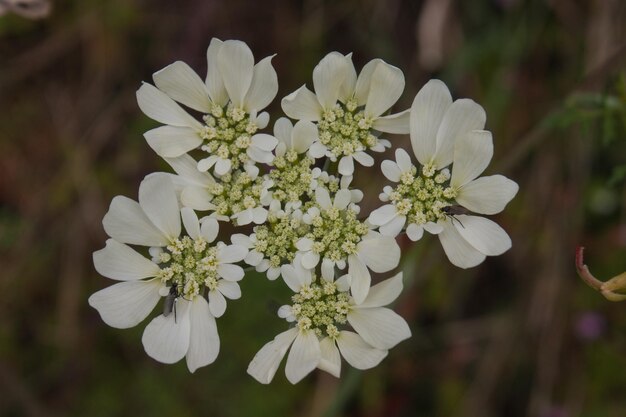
307,205,369,262
254,215,311,268
318,98,379,159
200,103,258,171
208,170,265,217
389,162,457,224
155,236,220,299
269,150,315,204
291,279,351,338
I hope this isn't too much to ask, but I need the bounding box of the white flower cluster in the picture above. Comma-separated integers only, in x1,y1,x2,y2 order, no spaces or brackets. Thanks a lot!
89,39,518,383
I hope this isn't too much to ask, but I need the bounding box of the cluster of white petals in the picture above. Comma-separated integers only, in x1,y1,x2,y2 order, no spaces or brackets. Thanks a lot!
89,39,516,382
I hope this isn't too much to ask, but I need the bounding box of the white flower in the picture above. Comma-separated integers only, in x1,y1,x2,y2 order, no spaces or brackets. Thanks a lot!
369,80,519,268
265,118,320,210
164,154,272,226
88,174,248,372
247,270,411,384
136,38,278,176
281,52,410,176
296,187,400,303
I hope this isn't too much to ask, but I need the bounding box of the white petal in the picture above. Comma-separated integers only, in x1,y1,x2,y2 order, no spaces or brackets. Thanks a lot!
164,154,214,187
281,265,303,292
296,237,314,251
247,328,298,384
318,337,341,378
450,130,493,188
144,126,202,158
381,160,401,182
454,215,512,256
142,300,191,364
368,204,398,226
281,85,322,121
302,251,320,269
434,98,486,169
338,54,357,102
233,208,253,226
103,196,169,247
215,158,231,176
365,61,405,117
409,79,452,165
208,290,227,317
251,133,278,151
313,52,348,109
348,254,371,305
421,222,441,235
247,146,274,164
372,110,410,134
245,251,263,266
218,264,245,282
315,187,332,210
153,61,211,112
359,271,404,308
395,148,413,172
348,307,411,350
218,280,241,299
309,141,327,158
136,83,202,130
406,223,424,241
217,40,254,108
354,59,382,106
438,222,486,268
336,331,387,370
93,239,160,281
139,174,181,240
244,55,278,111
200,217,219,242
285,330,321,384
181,207,200,239
218,245,248,263
205,38,228,105
278,305,293,320
267,267,281,280
273,117,293,145
352,151,374,167
358,235,400,273
333,189,352,210
88,280,161,329
252,207,268,224
379,215,406,237
338,155,354,176
455,175,519,215
186,296,220,372
321,258,335,282
291,120,317,154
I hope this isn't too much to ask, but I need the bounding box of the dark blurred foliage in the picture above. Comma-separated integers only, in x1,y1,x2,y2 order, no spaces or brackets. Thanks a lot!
0,0,625,416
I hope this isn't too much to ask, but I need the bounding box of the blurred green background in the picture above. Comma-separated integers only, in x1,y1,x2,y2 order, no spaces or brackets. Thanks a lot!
1,0,625,416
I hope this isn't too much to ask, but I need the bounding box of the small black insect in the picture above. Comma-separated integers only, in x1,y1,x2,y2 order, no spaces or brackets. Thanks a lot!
441,205,472,228
163,285,180,323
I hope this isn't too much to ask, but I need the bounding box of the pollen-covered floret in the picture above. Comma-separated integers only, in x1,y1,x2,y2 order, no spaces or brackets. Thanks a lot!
200,103,258,171
269,150,315,204
306,205,369,262
208,170,267,217
253,214,311,268
318,98,380,159
290,279,351,338
387,163,457,225
155,236,220,299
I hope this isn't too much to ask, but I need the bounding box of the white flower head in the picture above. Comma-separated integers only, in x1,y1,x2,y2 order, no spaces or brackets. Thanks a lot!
164,154,272,226
296,187,400,303
281,52,410,176
137,38,279,176
369,80,519,268
88,174,249,372
247,271,411,384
